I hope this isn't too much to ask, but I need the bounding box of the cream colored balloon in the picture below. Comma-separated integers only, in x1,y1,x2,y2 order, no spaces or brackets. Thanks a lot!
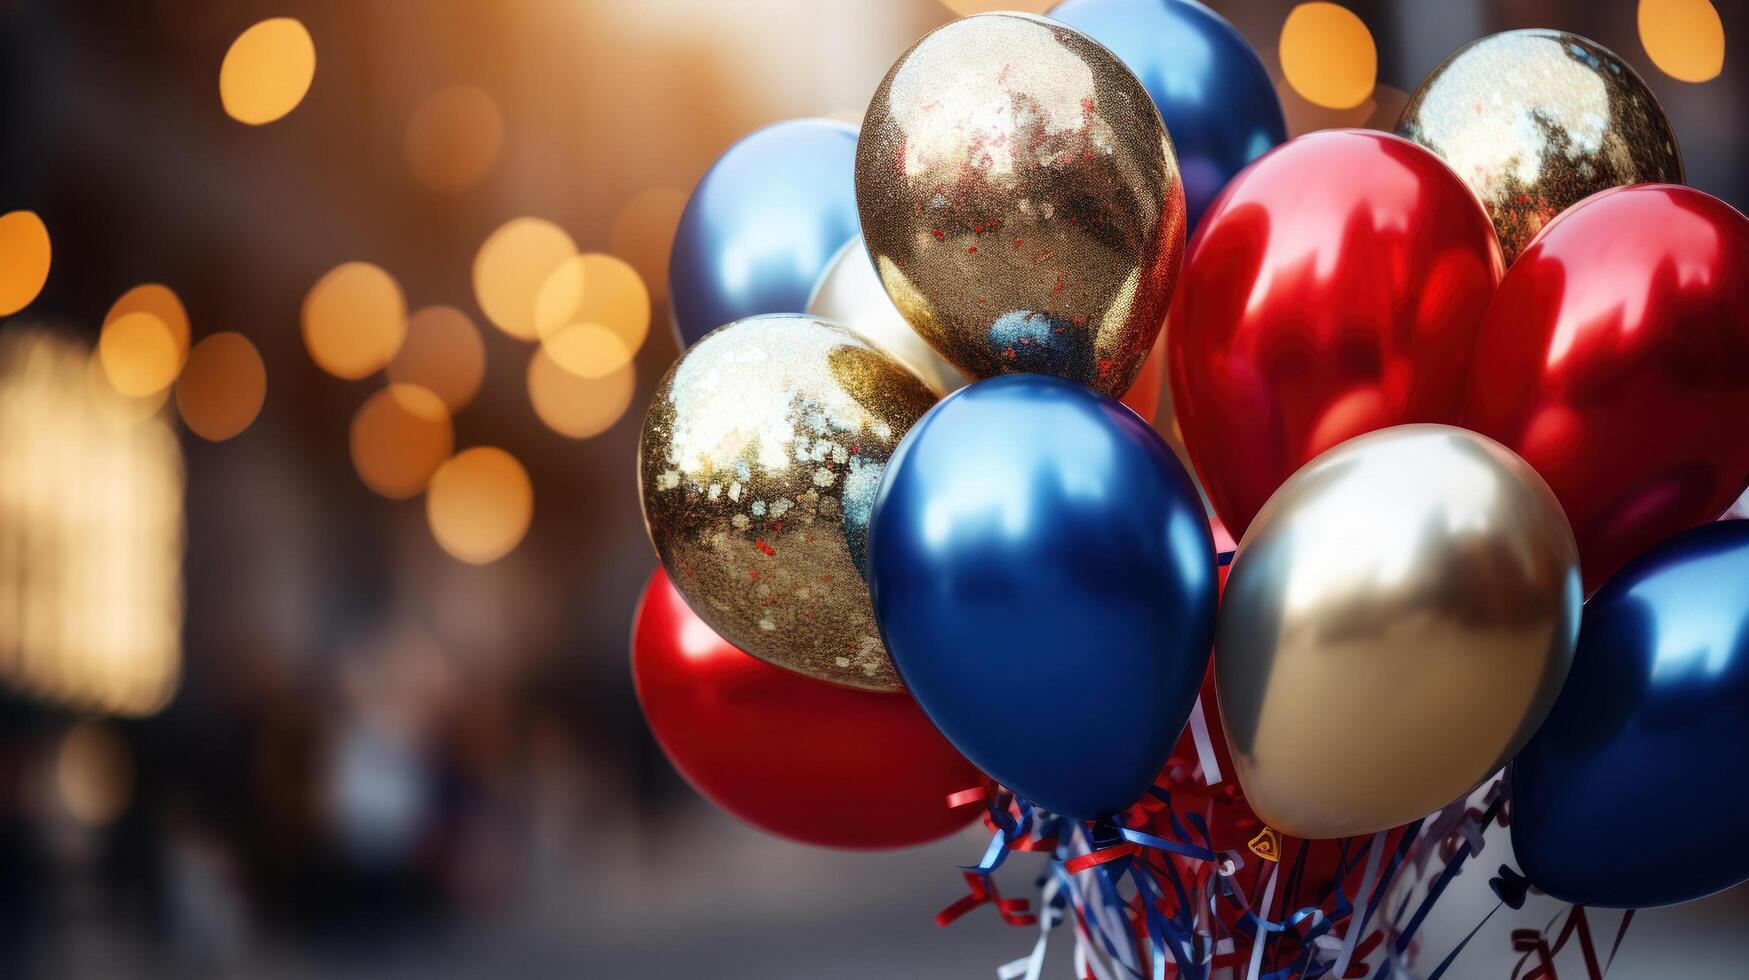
1216,424,1581,839
807,236,965,397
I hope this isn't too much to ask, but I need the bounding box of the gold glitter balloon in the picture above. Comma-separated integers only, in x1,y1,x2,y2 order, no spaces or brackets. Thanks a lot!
1397,30,1682,266
855,12,1185,398
637,314,937,691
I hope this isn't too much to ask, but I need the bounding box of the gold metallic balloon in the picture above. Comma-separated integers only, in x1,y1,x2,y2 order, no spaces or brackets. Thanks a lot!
637,314,936,691
855,12,1185,398
1215,425,1581,840
808,235,967,397
1397,29,1682,266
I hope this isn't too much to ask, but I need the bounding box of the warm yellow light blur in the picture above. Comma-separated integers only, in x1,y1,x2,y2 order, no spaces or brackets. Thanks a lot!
405,84,504,193
541,323,633,379
527,347,636,440
99,311,182,397
56,722,135,828
0,328,183,718
86,351,171,423
349,384,453,500
219,17,316,125
387,305,485,411
474,218,577,341
426,447,533,564
303,261,407,380
105,283,191,367
1279,3,1377,110
609,188,687,297
534,252,652,362
1639,0,1725,83
0,210,51,315
175,332,266,441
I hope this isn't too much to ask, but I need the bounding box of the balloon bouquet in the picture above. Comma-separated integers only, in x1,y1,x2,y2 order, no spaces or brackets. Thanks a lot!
633,5,1749,978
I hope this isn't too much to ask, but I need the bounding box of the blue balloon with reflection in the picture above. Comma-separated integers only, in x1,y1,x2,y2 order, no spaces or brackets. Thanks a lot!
1050,0,1285,230
1512,519,1749,908
867,375,1216,819
669,119,860,346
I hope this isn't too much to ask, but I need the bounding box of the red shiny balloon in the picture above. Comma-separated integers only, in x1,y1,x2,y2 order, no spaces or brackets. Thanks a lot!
632,568,981,849
1465,184,1749,591
1168,130,1504,536
1119,328,1168,424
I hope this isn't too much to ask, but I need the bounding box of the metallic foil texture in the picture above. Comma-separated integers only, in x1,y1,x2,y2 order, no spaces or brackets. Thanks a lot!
1216,425,1582,839
1397,29,1682,266
855,12,1185,398
637,314,936,691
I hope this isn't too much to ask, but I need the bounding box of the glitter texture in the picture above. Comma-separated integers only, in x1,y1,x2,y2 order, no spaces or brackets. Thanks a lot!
637,314,937,691
1397,30,1682,266
854,12,1185,398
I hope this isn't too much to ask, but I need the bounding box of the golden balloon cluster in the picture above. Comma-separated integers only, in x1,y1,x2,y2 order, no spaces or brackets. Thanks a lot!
641,13,1188,690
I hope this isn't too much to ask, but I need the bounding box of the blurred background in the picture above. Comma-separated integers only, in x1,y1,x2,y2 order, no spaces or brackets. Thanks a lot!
0,1,1744,976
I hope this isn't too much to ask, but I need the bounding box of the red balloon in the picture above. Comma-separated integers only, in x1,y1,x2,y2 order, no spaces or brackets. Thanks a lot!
1168,130,1503,536
1119,327,1168,423
632,568,981,849
1466,184,1749,591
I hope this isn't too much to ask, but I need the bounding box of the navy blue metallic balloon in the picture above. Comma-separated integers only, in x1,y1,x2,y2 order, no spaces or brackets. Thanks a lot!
868,375,1217,819
669,119,859,346
1512,519,1749,908
1050,0,1285,229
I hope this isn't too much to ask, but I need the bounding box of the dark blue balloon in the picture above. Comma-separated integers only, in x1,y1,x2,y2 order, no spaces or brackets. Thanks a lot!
868,375,1217,819
1050,0,1285,230
669,119,859,346
1512,519,1749,908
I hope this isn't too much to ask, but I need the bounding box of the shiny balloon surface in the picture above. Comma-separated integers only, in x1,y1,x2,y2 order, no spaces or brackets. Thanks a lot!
808,235,967,396
1049,0,1285,230
1216,425,1581,839
1168,130,1503,539
1397,30,1681,266
1512,520,1749,908
856,12,1185,398
869,375,1216,819
670,119,860,346
638,314,936,691
1465,184,1749,593
633,568,981,849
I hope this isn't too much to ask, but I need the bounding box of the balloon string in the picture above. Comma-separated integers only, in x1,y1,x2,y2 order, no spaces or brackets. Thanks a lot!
1329,831,1387,978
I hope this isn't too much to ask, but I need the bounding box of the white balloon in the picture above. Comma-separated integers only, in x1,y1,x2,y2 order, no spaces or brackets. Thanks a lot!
806,235,965,396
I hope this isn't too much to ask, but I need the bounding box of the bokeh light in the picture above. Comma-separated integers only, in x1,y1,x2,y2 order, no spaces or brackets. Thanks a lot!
426,447,533,564
405,84,504,193
99,311,182,397
473,218,577,341
1279,3,1377,110
303,261,407,380
105,283,191,367
527,347,636,440
534,253,650,378
1639,0,1725,83
540,323,634,379
0,328,183,718
349,384,454,500
609,187,686,297
175,332,267,441
0,209,51,315
387,305,485,411
56,722,136,828
219,17,316,125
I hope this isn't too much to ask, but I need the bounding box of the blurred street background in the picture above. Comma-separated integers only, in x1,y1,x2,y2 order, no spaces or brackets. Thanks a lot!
1,1,1745,976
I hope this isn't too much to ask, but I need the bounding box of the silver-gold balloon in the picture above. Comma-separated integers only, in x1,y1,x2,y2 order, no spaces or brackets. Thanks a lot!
637,314,937,691
808,235,967,397
1397,30,1682,266
1216,425,1581,839
855,12,1185,398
